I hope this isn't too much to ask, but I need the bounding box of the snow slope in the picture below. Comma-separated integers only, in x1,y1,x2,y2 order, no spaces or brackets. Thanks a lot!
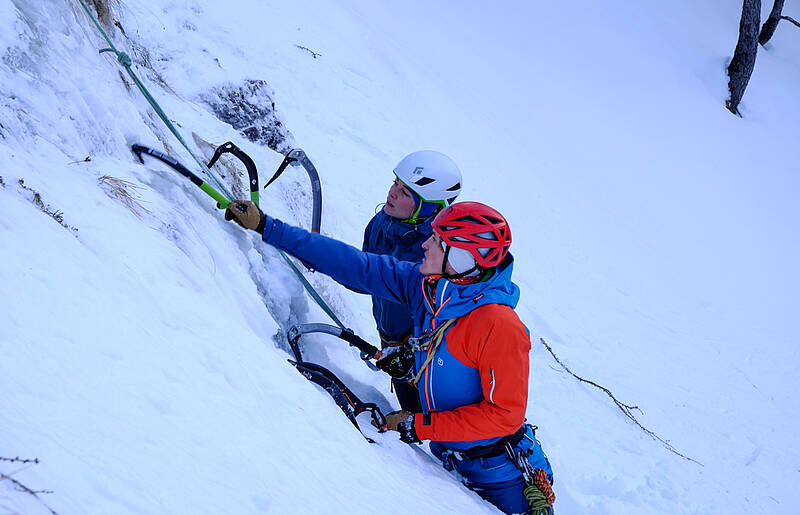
2,1,798,513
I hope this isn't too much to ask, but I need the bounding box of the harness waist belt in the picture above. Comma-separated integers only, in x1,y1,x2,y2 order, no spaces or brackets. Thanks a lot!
451,425,527,460
379,332,411,347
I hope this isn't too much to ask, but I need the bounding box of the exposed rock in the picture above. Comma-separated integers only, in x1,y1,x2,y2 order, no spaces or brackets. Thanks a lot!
200,79,295,155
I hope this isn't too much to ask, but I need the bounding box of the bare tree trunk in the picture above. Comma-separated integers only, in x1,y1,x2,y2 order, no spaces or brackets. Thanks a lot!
727,0,761,116
759,0,785,45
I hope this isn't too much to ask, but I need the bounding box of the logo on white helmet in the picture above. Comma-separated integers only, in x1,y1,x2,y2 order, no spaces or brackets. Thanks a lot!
408,166,425,183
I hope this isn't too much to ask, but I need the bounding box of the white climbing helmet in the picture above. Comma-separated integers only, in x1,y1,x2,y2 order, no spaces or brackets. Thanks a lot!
393,150,462,205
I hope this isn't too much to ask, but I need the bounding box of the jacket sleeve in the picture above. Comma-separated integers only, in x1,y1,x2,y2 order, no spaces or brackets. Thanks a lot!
343,215,376,295
262,215,422,310
362,216,374,252
336,217,375,296
414,306,531,442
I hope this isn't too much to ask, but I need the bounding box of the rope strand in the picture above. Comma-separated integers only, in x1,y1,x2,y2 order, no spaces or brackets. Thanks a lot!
75,0,346,330
76,0,233,201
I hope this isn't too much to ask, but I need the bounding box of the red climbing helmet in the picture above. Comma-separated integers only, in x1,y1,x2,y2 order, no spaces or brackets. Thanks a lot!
432,201,512,268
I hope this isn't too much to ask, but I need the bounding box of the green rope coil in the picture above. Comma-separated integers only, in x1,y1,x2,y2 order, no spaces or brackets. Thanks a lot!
524,481,550,515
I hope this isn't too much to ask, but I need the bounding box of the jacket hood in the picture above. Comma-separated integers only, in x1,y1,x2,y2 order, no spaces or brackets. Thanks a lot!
424,254,520,324
375,210,433,242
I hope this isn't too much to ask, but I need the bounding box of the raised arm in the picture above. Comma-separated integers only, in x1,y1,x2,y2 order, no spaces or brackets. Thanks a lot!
261,215,423,311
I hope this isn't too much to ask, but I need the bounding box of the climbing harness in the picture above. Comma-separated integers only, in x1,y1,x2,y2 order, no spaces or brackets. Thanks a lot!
438,424,556,514
503,428,556,514
443,426,528,462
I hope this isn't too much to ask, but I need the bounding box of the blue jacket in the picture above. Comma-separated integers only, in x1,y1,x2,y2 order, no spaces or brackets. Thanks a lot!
361,211,432,342
262,216,530,450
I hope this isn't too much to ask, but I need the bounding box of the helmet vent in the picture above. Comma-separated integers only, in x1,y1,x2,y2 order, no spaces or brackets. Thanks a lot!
446,183,461,192
453,216,477,223
431,201,511,268
414,177,435,186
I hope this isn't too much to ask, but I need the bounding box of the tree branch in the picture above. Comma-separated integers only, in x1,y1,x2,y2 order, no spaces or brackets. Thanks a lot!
0,456,40,464
295,45,322,59
538,337,703,465
781,15,800,28
0,457,58,514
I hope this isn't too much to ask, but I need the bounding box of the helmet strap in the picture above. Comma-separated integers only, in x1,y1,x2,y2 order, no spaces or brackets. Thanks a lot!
400,200,424,225
441,245,482,281
401,199,446,225
444,265,482,281
441,245,450,276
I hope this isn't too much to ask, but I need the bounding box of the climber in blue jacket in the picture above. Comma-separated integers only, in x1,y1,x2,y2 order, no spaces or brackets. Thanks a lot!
223,199,555,514
361,150,462,412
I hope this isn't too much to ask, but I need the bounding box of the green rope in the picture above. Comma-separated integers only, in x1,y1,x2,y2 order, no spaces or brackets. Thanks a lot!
524,482,551,515
76,0,233,202
76,0,346,330
279,253,345,329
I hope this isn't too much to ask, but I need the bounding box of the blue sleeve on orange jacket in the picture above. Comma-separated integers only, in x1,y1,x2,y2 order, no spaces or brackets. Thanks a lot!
262,215,424,312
